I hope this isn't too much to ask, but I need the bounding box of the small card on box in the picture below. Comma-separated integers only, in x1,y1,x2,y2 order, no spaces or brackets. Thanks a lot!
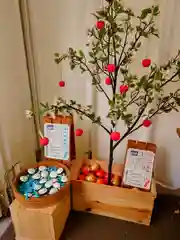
122,140,156,191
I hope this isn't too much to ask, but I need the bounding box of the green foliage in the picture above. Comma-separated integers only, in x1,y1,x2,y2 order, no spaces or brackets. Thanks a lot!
51,0,180,150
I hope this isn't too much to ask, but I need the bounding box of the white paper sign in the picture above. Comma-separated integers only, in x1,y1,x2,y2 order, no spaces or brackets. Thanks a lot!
122,148,155,190
44,123,70,160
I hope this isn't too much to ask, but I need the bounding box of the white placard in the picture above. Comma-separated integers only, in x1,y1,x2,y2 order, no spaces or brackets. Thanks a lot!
44,123,70,160
122,148,155,190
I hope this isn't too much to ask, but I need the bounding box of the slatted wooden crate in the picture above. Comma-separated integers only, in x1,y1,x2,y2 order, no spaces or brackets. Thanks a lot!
71,158,157,226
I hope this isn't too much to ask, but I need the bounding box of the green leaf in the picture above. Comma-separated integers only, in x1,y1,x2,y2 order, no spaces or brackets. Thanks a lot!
140,8,152,19
96,10,107,17
78,50,85,57
153,5,160,16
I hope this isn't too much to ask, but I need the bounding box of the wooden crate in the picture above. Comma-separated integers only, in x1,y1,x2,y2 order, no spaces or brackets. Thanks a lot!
71,158,157,226
10,194,70,240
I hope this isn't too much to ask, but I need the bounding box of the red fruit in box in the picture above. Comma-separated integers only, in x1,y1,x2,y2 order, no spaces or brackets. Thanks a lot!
89,162,100,172
96,178,105,184
85,174,96,182
96,169,105,178
104,172,114,179
79,174,85,181
81,166,90,175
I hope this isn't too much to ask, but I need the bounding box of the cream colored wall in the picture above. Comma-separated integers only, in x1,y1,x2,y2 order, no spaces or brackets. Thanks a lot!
28,0,180,188
0,0,36,182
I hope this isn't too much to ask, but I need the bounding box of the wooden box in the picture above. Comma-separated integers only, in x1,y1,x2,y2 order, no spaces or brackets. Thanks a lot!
10,195,70,240
71,158,157,226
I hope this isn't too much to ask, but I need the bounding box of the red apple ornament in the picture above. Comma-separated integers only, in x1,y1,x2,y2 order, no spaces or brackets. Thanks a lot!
75,128,83,136
120,85,129,94
107,64,116,73
58,81,65,87
105,77,112,85
40,137,49,146
111,132,120,141
96,21,105,30
142,59,151,67
143,119,152,127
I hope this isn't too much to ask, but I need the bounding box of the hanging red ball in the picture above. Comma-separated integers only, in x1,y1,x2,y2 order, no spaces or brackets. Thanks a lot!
58,81,65,87
111,132,120,141
107,64,116,73
105,77,112,85
143,119,152,127
142,59,151,67
40,137,49,146
120,85,129,94
75,128,83,136
96,20,105,30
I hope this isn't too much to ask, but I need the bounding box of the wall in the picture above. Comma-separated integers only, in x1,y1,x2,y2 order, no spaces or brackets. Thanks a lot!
27,0,180,188
0,0,36,182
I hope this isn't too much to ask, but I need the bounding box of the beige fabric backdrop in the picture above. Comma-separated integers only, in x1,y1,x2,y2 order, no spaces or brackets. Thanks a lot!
0,0,36,185
27,0,180,188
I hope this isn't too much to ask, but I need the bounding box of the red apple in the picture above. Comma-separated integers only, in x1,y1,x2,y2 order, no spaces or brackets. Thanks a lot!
78,174,85,181
81,166,90,175
111,132,120,141
96,178,105,184
96,169,105,178
75,128,83,136
58,81,65,87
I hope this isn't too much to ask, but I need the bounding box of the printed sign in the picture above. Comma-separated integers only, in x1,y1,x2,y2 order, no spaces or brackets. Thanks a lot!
44,123,70,160
122,148,155,190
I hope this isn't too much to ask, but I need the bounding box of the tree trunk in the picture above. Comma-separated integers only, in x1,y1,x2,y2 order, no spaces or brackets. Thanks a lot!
108,138,114,185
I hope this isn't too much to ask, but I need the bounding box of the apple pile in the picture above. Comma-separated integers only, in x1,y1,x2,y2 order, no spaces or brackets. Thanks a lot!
78,162,121,186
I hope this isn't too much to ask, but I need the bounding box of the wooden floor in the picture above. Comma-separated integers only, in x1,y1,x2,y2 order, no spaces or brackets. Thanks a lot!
60,195,180,240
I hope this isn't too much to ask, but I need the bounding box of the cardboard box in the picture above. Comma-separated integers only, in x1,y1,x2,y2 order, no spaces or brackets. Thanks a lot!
10,195,70,240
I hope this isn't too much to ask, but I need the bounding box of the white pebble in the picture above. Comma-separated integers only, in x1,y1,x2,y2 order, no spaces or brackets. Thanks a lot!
41,170,49,178
28,168,36,175
38,188,47,195
61,175,68,183
57,168,64,175
34,184,42,191
39,166,47,171
52,178,57,183
45,180,53,188
39,178,47,184
50,171,57,178
20,175,28,182
32,173,41,180
53,182,60,189
49,188,58,195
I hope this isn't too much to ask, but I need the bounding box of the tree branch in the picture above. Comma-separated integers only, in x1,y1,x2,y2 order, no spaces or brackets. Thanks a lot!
60,102,110,134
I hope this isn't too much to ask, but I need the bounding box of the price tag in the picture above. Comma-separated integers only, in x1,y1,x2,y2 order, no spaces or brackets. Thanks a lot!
122,148,155,190
44,123,70,160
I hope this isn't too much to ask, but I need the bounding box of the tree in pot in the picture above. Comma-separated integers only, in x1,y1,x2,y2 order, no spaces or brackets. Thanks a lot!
35,0,180,185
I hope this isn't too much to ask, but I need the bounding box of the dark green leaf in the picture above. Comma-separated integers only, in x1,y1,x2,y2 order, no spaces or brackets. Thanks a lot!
140,8,152,19
153,5,160,16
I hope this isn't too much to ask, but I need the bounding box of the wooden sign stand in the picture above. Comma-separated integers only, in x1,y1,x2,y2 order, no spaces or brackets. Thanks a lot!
121,139,157,191
43,115,76,167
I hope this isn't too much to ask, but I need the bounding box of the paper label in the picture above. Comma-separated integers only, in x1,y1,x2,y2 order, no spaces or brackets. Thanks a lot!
122,148,155,190
44,123,70,160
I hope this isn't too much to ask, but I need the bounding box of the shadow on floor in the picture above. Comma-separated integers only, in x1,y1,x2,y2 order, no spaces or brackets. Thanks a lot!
60,195,180,240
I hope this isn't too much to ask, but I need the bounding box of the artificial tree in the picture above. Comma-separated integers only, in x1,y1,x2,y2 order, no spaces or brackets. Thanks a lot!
30,0,180,185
